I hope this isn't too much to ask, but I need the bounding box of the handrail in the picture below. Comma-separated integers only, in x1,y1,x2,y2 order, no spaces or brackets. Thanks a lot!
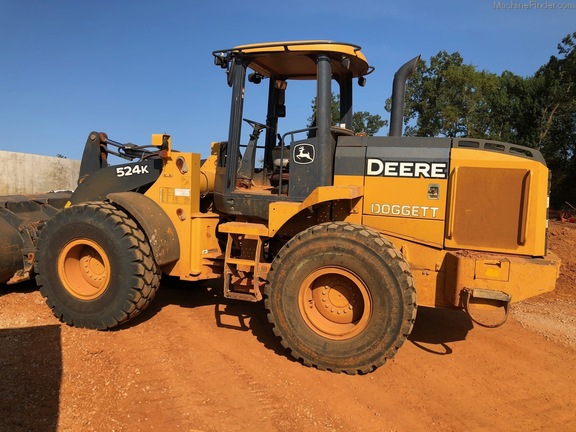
518,171,532,246
446,167,459,239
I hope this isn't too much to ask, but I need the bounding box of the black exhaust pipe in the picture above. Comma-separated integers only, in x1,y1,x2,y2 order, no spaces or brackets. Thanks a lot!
389,55,420,137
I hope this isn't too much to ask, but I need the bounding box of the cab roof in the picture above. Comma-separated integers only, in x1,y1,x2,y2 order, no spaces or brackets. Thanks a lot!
213,40,372,80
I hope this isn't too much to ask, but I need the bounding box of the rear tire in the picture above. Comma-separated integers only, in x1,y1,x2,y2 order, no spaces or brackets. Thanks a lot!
35,201,160,329
265,222,417,374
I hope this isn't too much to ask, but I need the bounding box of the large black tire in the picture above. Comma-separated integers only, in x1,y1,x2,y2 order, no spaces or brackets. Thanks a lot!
35,201,160,329
264,222,417,374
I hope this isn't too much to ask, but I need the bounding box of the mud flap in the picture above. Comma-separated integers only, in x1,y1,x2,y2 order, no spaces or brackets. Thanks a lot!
462,288,512,328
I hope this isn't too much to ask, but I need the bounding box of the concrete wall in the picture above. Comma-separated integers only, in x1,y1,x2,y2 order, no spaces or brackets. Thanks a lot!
0,151,80,194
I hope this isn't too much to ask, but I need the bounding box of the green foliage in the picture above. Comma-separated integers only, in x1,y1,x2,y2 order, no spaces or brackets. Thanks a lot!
535,32,576,207
308,93,386,135
307,93,339,129
352,111,386,136
393,51,512,139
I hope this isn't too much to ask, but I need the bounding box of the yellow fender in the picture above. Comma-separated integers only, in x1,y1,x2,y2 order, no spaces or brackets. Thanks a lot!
268,185,363,236
107,192,180,266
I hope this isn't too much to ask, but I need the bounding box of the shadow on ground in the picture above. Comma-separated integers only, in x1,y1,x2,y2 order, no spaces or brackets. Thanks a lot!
408,306,474,355
0,325,62,432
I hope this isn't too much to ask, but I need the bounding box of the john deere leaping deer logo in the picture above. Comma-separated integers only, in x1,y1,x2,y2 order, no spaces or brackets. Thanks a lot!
293,143,315,165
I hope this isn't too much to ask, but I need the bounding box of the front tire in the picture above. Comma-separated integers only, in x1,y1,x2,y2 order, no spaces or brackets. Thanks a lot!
35,201,160,329
265,222,417,374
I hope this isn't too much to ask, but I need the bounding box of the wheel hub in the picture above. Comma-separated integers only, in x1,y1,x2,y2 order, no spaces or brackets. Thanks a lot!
80,248,107,282
299,267,372,340
58,239,111,300
312,276,361,324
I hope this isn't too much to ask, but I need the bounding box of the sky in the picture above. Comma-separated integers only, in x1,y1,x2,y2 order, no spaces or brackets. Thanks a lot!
0,0,574,160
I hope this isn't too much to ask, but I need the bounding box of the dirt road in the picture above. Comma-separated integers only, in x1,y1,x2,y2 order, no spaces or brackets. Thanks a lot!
1,222,575,431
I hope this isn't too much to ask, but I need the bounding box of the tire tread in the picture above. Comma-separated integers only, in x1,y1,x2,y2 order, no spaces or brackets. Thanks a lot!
35,201,160,330
264,222,417,374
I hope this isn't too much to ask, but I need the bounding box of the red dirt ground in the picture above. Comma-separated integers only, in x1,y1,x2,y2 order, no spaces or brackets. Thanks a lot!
1,221,575,431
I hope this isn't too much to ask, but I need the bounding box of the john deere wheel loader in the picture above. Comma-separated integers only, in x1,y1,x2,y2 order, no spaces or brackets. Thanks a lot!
0,41,560,374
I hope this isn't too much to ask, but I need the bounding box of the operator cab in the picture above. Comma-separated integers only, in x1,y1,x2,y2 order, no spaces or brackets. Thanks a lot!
212,40,372,219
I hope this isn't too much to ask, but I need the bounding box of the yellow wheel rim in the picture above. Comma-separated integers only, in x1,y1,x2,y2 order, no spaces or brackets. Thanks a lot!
298,267,372,340
58,239,111,300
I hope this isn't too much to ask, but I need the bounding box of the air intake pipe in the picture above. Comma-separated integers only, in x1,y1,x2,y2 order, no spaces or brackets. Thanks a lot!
389,55,420,137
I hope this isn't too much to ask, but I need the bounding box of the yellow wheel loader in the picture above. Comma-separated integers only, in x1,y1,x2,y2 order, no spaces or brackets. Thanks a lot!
0,41,560,374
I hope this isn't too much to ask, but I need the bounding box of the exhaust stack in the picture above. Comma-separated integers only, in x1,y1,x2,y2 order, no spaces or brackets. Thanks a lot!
389,55,420,137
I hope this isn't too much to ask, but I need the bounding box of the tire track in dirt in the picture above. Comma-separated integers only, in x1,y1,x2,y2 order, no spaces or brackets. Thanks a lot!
103,299,287,431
